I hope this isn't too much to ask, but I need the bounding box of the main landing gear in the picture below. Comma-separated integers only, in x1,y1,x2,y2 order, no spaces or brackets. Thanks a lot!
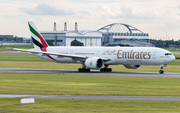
78,68,90,72
78,64,90,72
78,64,112,73
159,68,164,74
159,64,166,74
100,65,112,72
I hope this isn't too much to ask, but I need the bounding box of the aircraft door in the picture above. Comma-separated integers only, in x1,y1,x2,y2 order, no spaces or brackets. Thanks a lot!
153,51,157,59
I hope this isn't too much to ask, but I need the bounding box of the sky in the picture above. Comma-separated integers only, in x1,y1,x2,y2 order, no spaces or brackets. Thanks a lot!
0,0,180,40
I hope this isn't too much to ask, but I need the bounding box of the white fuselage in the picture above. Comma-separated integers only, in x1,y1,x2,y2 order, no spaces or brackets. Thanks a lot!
32,46,175,66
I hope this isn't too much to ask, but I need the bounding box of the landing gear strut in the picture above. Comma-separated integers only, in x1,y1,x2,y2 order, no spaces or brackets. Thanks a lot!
100,65,112,72
159,64,166,74
78,64,90,72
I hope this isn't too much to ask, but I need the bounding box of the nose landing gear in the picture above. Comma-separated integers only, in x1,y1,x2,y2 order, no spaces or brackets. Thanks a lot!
159,64,167,74
159,67,164,74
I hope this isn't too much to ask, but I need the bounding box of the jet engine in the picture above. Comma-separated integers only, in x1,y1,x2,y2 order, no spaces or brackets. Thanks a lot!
85,57,104,69
123,64,141,69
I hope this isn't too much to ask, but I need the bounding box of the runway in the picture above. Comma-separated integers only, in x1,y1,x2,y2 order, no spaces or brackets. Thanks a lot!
0,67,180,78
1,94,180,101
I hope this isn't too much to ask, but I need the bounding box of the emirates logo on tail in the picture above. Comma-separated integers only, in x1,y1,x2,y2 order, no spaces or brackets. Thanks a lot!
28,22,48,52
28,21,57,62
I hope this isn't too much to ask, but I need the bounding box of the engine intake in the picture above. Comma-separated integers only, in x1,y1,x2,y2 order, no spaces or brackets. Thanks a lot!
85,57,104,69
123,64,141,69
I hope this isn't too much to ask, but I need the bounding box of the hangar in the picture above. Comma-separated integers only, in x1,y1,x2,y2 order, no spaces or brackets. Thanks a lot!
41,22,153,47
41,30,102,46
41,22,102,46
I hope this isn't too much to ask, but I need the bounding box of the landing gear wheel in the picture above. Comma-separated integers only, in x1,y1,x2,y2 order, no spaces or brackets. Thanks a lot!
100,68,112,72
104,68,107,72
78,68,90,72
78,68,82,72
108,68,112,72
159,70,164,74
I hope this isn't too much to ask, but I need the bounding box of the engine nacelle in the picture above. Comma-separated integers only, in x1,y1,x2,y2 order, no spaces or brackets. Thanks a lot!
123,64,141,69
85,57,104,69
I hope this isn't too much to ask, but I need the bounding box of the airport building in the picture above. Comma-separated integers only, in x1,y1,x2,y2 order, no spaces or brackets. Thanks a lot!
41,22,153,47
0,35,24,43
41,31,102,47
0,35,32,46
41,22,102,46
98,23,153,47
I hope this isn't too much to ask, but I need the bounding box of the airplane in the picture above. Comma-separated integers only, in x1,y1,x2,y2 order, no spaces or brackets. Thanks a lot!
13,22,175,74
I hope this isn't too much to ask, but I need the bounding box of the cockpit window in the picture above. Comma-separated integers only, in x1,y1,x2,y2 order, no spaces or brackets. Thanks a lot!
165,53,172,55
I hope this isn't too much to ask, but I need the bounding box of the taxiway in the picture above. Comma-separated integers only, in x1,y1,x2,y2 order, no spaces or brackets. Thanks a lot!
1,94,180,101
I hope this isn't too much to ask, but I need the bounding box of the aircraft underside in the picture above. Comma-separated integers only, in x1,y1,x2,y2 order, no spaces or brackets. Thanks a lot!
36,54,167,74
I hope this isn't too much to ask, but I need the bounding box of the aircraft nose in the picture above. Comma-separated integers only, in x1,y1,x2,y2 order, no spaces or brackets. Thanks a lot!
165,54,175,64
170,55,176,62
172,55,176,61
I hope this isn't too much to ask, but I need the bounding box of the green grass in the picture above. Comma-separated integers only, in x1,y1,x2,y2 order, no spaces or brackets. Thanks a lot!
172,51,180,58
0,53,47,62
164,48,180,51
1,73,180,96
1,98,180,113
0,45,33,51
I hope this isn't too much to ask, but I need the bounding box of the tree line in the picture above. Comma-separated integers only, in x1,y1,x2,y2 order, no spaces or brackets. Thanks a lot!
150,39,180,48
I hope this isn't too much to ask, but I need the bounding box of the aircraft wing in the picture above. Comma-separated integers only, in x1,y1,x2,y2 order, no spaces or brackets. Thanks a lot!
12,48,111,61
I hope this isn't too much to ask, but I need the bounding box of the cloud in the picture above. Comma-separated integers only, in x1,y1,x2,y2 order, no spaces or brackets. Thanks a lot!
115,5,160,19
95,4,116,17
22,3,74,16
91,4,158,19
178,5,180,16
117,5,134,18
